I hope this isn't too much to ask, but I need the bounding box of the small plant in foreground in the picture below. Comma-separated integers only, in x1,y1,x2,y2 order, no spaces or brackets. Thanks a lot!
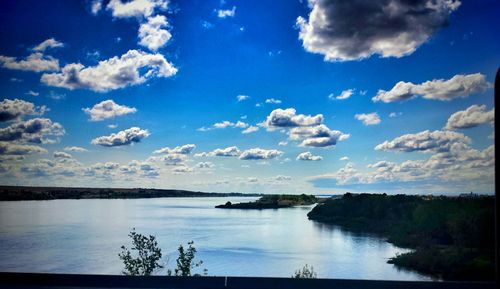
167,241,207,276
118,228,163,276
292,264,317,279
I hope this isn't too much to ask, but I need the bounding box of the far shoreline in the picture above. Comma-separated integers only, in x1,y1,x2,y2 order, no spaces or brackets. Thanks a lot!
0,185,262,201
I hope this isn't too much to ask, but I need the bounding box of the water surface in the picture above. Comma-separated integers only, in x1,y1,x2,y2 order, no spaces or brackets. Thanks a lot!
0,197,430,280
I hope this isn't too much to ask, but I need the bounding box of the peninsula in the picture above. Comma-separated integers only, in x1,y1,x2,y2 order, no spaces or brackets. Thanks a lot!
307,193,495,281
216,194,318,209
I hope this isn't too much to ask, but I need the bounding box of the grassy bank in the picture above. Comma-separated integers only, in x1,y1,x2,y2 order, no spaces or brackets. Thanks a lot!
307,193,495,281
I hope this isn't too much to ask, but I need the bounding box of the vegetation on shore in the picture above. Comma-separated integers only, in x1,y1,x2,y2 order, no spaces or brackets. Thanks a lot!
119,229,207,276
307,193,495,281
216,194,318,209
0,186,261,201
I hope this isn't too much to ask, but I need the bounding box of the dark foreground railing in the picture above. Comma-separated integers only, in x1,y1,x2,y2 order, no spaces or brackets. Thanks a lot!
0,273,496,289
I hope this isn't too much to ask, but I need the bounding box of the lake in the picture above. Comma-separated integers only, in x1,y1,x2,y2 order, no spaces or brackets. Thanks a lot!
0,197,431,280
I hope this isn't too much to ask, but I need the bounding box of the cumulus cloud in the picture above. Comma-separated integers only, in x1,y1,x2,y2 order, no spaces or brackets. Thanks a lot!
372,73,490,103
297,151,323,161
138,15,171,51
242,126,259,134
106,0,167,18
64,146,88,152
41,49,177,92
0,99,47,122
0,53,60,72
265,98,282,104
90,0,103,14
355,112,381,125
237,95,249,102
239,148,283,160
0,118,65,144
196,162,214,168
297,0,461,61
264,108,323,129
0,142,47,155
445,105,494,130
159,154,186,166
217,6,236,18
311,141,494,188
21,158,83,178
91,127,150,147
340,156,349,161
263,108,348,148
53,151,73,159
209,146,241,157
154,144,196,155
275,175,292,181
329,89,354,100
289,124,349,147
32,38,64,52
200,120,250,131
83,100,137,121
375,130,471,154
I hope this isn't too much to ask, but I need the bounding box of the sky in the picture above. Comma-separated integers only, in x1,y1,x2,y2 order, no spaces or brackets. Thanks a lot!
0,0,498,195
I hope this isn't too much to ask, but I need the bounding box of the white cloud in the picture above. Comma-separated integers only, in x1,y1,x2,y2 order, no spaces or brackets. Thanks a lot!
445,105,494,130
242,126,259,134
375,130,471,154
264,108,323,129
263,108,348,148
0,99,47,122
0,53,60,72
108,124,118,129
297,151,323,161
160,154,186,166
0,118,64,144
0,142,47,155
237,95,249,102
239,148,283,160
265,98,282,104
196,162,214,169
91,127,150,147
138,15,171,51
355,112,381,126
217,6,236,18
274,175,291,181
209,146,241,157
154,144,196,155
41,49,177,92
372,73,490,103
64,146,88,153
106,0,168,18
297,0,461,61
90,0,103,15
25,90,39,96
339,156,349,161
289,124,349,147
32,38,64,52
329,89,354,100
389,112,402,118
278,141,288,146
83,100,137,121
53,151,73,159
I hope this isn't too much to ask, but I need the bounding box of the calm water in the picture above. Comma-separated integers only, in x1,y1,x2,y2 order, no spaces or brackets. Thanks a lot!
0,197,431,280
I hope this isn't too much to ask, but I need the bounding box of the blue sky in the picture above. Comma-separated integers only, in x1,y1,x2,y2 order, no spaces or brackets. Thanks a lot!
0,0,497,194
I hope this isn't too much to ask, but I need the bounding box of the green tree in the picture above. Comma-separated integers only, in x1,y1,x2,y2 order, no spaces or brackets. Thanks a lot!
167,241,207,276
292,264,317,279
118,228,163,276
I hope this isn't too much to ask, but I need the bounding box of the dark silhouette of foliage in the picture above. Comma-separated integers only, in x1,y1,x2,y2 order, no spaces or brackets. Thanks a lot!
308,193,495,281
167,241,207,276
292,264,317,279
118,228,163,276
